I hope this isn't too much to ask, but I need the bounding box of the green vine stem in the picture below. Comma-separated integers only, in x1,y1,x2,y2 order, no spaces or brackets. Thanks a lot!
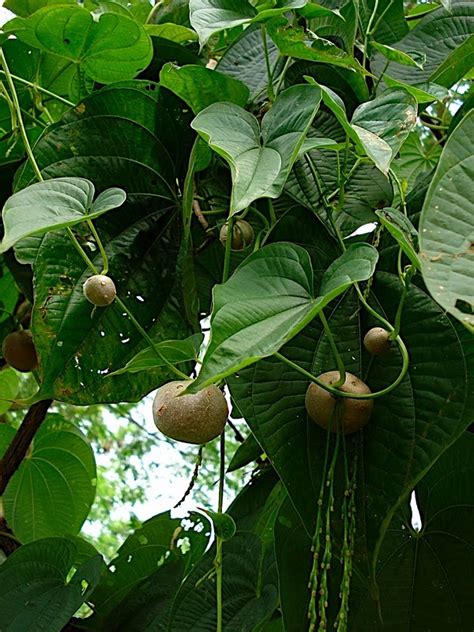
0,69,75,107
319,310,346,388
261,24,275,102
215,430,226,632
86,219,109,275
1,48,188,382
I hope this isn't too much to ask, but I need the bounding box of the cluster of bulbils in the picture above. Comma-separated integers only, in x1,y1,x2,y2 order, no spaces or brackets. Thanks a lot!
2,216,392,444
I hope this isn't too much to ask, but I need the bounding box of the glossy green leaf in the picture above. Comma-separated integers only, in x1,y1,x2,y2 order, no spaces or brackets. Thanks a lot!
419,110,474,330
0,415,96,543
0,367,20,415
381,76,445,104
12,82,192,404
372,2,474,88
4,5,153,84
0,178,126,253
191,84,322,214
146,22,198,43
109,333,203,376
159,63,250,113
189,0,308,46
0,537,103,632
429,33,474,87
352,432,474,629
361,0,408,45
201,510,237,541
228,432,263,472
375,207,421,269
268,17,367,74
187,241,378,393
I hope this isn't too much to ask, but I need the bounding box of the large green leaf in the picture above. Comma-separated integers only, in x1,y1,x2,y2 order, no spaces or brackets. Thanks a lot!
361,0,408,45
0,537,103,632
191,84,322,214
419,110,474,330
372,2,474,87
13,82,193,404
159,63,250,113
188,240,378,393
0,415,96,543
189,0,307,46
216,25,283,102
0,368,20,415
0,178,126,253
351,432,474,629
227,206,473,563
4,5,153,84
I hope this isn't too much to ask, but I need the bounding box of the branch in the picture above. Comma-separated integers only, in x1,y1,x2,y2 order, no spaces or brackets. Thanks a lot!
0,399,53,494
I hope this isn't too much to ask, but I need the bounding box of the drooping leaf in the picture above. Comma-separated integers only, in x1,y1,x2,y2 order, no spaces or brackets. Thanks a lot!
228,432,263,472
109,333,203,376
371,42,426,69
372,2,474,88
159,63,249,113
187,241,378,393
0,537,103,632
375,207,421,269
0,415,96,543
430,33,474,87
267,17,367,74
0,178,126,253
4,5,153,84
191,84,322,214
419,110,474,330
351,432,474,629
145,22,198,43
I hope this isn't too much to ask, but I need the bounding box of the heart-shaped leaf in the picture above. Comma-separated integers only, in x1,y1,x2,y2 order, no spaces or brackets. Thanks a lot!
419,110,474,330
109,333,203,376
0,415,96,543
0,178,126,253
187,241,378,393
191,84,322,214
4,5,153,84
0,537,103,632
159,63,250,114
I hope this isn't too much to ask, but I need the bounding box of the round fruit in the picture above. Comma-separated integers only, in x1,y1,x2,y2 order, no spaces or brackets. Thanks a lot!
363,327,392,356
83,274,116,307
305,371,373,434
219,220,254,250
2,330,38,373
152,380,228,444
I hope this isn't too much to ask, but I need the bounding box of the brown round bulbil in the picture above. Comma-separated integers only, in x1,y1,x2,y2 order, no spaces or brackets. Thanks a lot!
152,380,228,444
83,274,116,307
2,329,38,373
305,371,373,434
219,219,254,251
363,327,392,356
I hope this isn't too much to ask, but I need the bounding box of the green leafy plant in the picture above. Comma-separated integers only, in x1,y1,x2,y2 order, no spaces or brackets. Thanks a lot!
0,1,472,631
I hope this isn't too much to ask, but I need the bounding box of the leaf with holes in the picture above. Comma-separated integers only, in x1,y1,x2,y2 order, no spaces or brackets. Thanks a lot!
4,5,153,84
191,84,322,214
187,241,378,393
0,415,96,543
0,537,103,632
419,110,474,330
0,178,126,253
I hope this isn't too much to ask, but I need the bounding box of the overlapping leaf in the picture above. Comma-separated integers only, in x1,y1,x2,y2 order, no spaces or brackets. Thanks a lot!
188,240,378,393
191,84,322,213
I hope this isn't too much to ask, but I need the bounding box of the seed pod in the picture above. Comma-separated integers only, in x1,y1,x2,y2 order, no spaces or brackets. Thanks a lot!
152,380,228,444
363,327,392,356
2,330,38,373
83,274,116,307
219,220,254,250
305,371,373,434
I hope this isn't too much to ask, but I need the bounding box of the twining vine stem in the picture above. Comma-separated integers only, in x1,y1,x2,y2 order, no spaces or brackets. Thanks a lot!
0,47,188,382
